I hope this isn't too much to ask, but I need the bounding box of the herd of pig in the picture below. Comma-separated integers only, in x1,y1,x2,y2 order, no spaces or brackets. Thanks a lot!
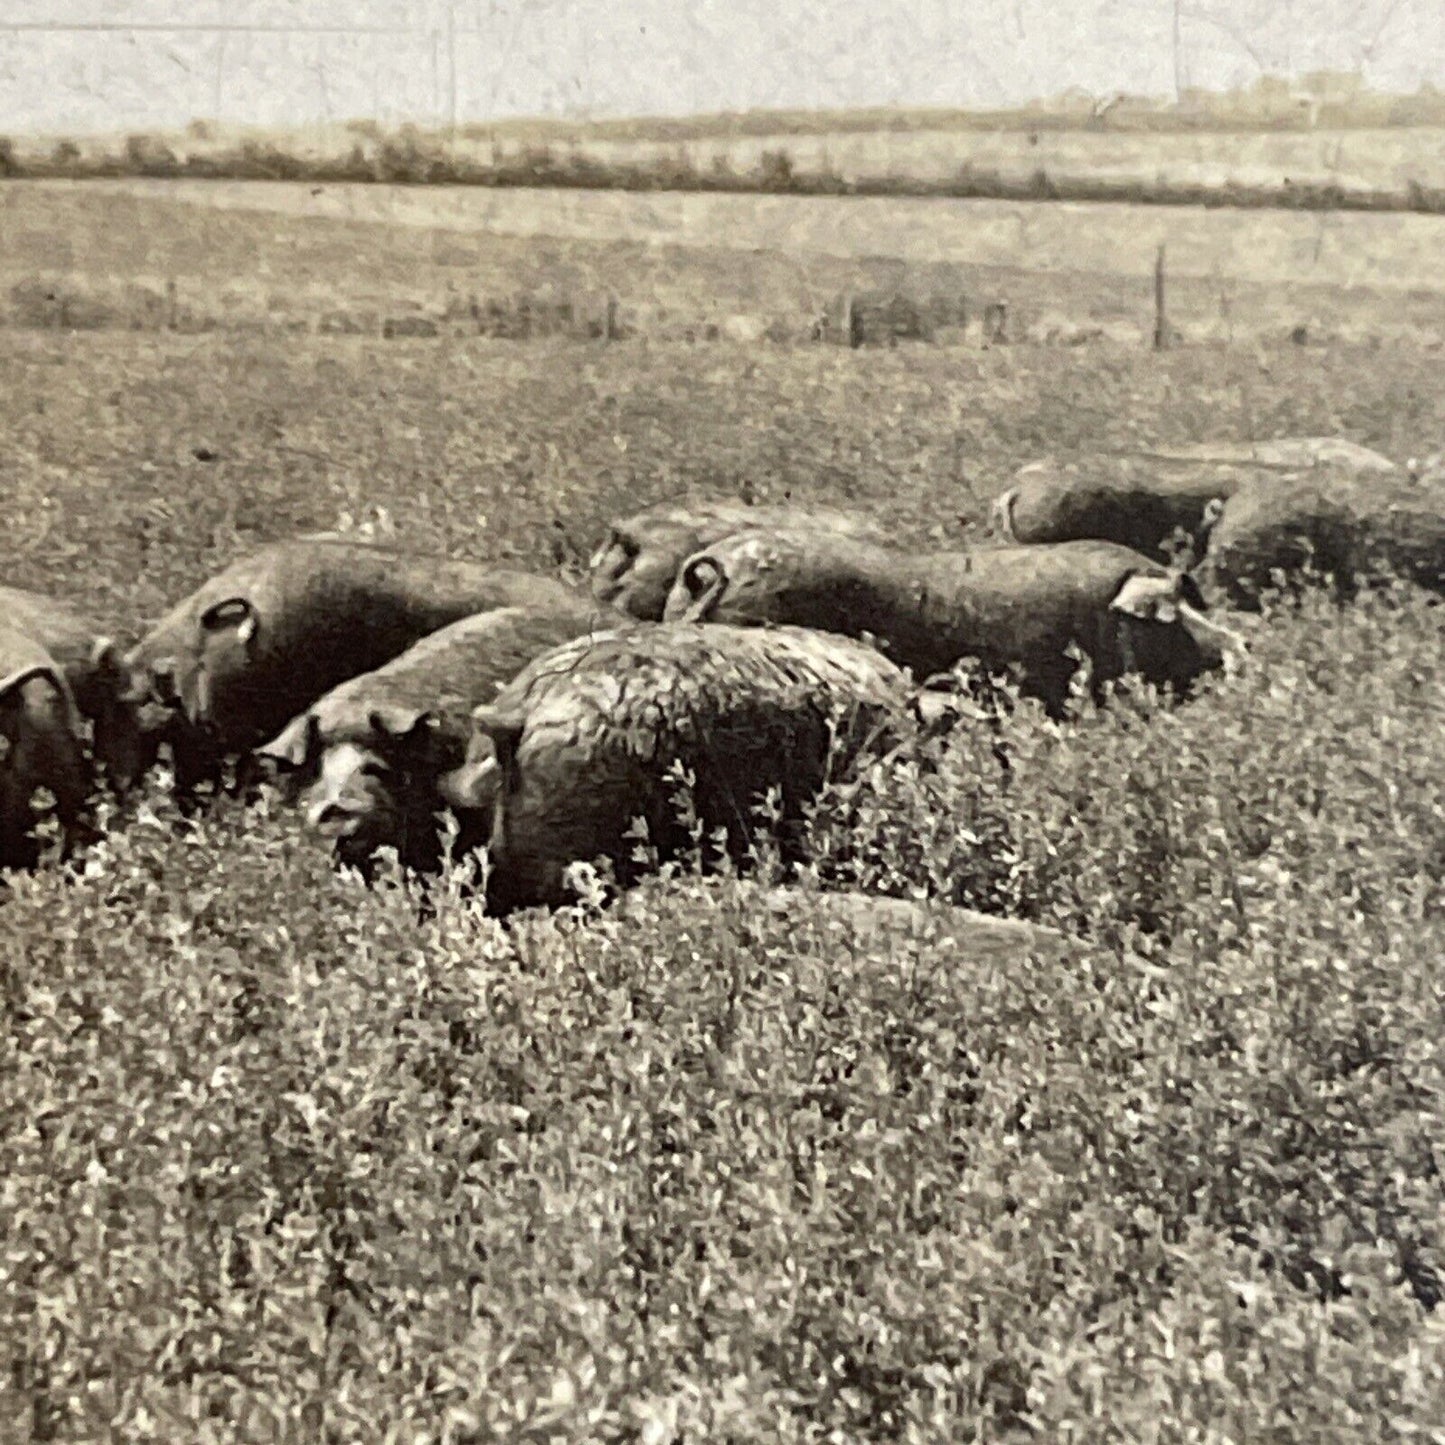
1,433,1440,914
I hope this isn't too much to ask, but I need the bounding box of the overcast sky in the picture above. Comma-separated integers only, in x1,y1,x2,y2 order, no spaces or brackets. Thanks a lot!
2,0,1442,135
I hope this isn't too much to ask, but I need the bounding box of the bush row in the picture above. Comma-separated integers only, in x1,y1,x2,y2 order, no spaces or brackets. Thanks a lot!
8,132,1445,213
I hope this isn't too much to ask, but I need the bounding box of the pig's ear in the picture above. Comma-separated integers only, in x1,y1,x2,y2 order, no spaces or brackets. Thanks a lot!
469,705,525,778
0,664,81,743
666,552,729,622
254,712,320,773
367,703,430,741
371,707,472,774
200,597,259,648
90,636,121,673
436,754,500,812
1110,571,1181,624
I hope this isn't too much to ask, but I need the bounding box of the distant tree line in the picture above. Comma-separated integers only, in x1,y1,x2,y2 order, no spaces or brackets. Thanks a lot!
5,122,1445,215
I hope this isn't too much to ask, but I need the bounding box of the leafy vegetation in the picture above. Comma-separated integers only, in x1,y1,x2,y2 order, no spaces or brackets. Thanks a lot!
2,192,1445,1436
3,586,1444,1439
7,127,1445,215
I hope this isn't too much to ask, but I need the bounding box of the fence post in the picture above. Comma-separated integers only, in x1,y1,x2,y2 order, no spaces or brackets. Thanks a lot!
1153,244,1168,350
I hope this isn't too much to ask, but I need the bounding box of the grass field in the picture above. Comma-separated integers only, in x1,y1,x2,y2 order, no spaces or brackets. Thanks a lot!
9,181,1445,352
3,183,1445,1438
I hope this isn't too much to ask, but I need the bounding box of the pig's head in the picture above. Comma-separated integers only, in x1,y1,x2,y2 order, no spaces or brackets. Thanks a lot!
589,522,704,621
1108,569,1247,698
258,701,473,872
0,663,91,870
74,638,165,793
130,595,261,735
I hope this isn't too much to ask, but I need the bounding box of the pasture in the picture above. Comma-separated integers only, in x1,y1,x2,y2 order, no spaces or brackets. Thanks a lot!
12,180,1445,348
3,182,1445,1439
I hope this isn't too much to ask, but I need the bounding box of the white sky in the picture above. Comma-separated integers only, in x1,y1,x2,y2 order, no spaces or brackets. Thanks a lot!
1,0,1442,135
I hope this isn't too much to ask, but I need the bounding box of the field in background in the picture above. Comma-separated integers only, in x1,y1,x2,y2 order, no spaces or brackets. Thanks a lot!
10,321,1444,626
6,182,1445,621
3,181,1445,1437
5,180,1445,623
7,181,1445,353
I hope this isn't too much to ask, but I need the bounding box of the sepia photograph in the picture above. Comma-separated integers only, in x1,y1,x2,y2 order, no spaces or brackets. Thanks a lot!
2,1,1443,1437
